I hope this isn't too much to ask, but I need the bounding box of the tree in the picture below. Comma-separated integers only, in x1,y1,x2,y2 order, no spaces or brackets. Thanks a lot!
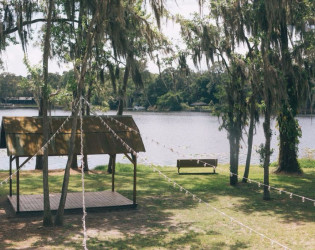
245,0,286,199
54,0,167,225
0,1,79,170
179,13,248,185
272,0,314,173
55,0,100,225
242,61,261,183
101,0,168,172
41,0,54,226
0,0,56,223
0,73,26,98
157,91,183,111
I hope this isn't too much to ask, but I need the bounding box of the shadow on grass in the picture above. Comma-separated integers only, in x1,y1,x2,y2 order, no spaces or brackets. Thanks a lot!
85,227,249,249
132,164,314,222
0,167,199,249
87,230,200,249
160,166,315,223
0,195,86,249
0,163,314,249
209,240,249,250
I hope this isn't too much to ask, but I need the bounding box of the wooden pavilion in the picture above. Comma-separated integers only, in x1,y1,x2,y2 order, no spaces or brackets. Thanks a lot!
0,116,145,214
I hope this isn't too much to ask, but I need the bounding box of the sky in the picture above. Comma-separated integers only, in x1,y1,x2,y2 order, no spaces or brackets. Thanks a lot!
0,0,202,77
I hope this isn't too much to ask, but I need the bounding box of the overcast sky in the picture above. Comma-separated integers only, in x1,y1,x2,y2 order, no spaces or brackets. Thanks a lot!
0,0,201,76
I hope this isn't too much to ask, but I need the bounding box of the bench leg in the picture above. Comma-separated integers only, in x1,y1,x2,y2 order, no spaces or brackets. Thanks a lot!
177,167,180,174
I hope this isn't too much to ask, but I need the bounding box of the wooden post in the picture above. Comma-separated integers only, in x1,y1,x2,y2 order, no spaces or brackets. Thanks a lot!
132,154,137,205
111,155,116,192
9,156,12,197
16,157,20,213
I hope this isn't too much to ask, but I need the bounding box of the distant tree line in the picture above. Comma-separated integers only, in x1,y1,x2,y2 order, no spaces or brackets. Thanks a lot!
1,68,313,113
0,68,221,111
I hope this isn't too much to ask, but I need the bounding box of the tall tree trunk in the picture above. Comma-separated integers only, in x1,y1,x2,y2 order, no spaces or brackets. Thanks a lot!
117,98,124,116
35,156,44,170
263,91,271,200
276,106,301,173
86,77,92,116
81,96,89,171
243,100,255,182
117,62,130,116
71,156,78,169
42,0,54,227
83,72,94,172
276,6,302,174
70,0,85,171
108,61,130,173
71,89,78,170
55,9,97,225
55,107,79,226
229,130,238,186
35,99,44,170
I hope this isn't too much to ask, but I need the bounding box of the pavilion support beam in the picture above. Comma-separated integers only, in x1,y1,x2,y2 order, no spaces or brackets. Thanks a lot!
19,156,33,169
124,153,135,165
13,156,32,213
132,154,137,205
9,156,12,197
111,155,116,192
16,157,20,213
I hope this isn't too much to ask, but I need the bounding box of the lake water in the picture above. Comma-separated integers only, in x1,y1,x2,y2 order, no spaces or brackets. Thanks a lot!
0,108,314,170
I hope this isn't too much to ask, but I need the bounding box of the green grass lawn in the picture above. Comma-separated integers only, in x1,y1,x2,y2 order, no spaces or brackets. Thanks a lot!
0,162,314,249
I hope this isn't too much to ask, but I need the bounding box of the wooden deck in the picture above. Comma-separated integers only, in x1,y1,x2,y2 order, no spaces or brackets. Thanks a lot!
8,190,136,214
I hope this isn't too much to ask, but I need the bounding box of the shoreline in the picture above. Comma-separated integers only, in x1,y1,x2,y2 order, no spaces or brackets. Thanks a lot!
1,105,314,115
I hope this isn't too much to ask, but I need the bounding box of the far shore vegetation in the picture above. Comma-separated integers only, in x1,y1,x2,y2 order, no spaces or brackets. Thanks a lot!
0,71,314,113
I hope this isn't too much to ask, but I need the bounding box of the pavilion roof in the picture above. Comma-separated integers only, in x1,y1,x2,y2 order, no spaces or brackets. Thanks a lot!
0,116,145,157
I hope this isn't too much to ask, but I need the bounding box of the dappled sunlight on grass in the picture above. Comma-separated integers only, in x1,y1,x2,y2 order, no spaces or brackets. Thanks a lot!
0,162,314,249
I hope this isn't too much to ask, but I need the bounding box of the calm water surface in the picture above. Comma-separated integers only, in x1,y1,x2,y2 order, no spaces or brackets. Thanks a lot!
0,108,314,170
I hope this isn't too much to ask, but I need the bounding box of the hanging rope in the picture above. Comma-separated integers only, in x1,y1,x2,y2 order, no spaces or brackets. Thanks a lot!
83,99,291,249
79,97,88,250
83,97,315,206
144,161,291,250
0,99,81,186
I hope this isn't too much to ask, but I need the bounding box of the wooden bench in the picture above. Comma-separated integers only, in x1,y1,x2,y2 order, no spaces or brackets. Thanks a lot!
177,159,218,174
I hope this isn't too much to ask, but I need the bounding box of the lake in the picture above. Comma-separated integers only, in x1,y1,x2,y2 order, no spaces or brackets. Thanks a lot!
0,108,314,170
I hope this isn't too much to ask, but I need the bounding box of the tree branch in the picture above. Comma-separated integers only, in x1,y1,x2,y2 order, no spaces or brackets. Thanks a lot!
4,18,79,35
49,89,61,98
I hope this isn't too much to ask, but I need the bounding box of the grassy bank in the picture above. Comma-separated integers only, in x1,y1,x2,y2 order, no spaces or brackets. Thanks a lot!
0,163,314,249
